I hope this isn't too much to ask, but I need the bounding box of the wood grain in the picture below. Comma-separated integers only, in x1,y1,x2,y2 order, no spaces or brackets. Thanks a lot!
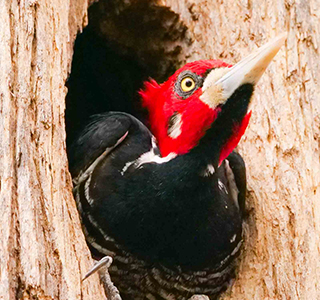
0,0,105,299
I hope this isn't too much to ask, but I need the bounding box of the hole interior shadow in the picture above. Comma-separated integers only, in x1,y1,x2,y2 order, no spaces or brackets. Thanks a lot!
65,0,190,149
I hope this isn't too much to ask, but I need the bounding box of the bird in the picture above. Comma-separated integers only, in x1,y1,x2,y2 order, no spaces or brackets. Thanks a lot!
68,34,286,300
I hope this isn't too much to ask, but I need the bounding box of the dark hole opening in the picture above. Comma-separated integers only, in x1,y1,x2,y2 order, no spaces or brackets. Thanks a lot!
65,0,191,149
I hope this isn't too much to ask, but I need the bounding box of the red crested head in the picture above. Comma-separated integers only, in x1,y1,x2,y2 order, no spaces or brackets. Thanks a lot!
140,35,286,165
140,60,250,165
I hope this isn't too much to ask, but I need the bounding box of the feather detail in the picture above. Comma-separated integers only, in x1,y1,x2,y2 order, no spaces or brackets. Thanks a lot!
219,111,252,165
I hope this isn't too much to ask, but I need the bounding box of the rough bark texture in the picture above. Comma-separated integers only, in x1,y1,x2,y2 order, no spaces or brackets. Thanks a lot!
0,0,105,299
1,0,319,299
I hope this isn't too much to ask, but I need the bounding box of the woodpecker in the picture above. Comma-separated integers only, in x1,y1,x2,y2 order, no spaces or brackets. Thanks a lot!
69,35,286,300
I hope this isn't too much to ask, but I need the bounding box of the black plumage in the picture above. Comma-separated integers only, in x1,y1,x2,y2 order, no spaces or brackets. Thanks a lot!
69,107,247,299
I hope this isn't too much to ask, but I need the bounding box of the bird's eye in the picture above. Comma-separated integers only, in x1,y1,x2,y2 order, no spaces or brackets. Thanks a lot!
174,71,202,99
180,77,196,92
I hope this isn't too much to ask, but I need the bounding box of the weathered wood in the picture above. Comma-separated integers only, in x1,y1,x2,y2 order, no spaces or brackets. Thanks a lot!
0,0,105,299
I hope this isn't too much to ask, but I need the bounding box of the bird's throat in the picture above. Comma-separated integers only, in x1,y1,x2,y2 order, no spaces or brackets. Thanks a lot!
219,111,252,165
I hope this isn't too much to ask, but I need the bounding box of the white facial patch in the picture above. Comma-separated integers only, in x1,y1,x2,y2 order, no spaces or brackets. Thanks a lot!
167,112,182,139
202,67,230,92
200,67,230,109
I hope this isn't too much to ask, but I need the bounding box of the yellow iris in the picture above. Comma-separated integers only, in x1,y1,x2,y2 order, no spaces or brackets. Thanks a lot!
180,77,196,92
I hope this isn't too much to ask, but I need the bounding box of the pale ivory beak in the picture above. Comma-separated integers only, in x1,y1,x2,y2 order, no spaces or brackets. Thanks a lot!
200,33,287,108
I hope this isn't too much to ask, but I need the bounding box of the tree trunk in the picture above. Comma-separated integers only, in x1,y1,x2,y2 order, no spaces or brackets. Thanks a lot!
0,0,105,299
1,0,319,299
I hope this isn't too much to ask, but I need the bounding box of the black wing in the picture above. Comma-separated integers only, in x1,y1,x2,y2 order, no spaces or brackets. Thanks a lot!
226,151,246,216
68,112,132,180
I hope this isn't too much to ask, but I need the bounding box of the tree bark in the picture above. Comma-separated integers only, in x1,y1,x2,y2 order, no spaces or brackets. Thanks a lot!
0,0,105,299
1,0,319,299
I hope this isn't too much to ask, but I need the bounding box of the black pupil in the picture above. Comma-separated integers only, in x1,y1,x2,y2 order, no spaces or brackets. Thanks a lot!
185,79,193,87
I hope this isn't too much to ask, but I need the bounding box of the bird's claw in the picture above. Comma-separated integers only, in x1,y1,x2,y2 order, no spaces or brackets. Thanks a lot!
82,256,122,300
82,256,113,281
